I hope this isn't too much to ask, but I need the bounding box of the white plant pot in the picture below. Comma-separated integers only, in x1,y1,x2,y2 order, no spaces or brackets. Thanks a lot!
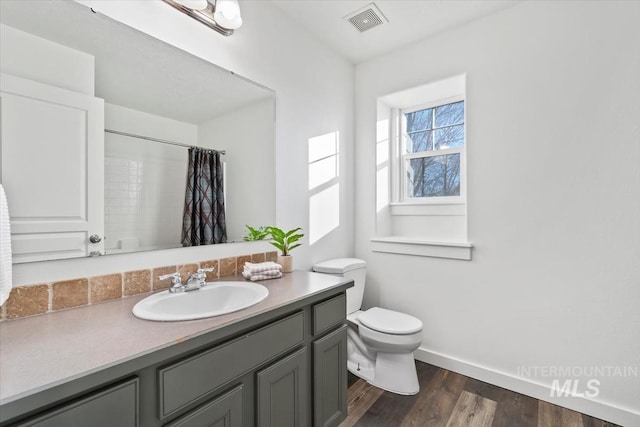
278,255,293,273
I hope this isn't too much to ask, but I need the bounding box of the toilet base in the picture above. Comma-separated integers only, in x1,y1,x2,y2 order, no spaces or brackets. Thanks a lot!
347,360,375,383
372,352,419,395
346,318,421,395
347,354,419,396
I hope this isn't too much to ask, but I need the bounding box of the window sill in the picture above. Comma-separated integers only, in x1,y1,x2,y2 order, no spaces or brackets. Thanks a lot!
370,236,473,260
389,202,465,216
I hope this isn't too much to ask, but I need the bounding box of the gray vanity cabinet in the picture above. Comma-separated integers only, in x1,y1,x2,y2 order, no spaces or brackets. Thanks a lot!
16,378,139,427
311,294,348,427
2,284,352,427
256,348,308,427
165,385,243,427
313,326,348,427
158,312,304,419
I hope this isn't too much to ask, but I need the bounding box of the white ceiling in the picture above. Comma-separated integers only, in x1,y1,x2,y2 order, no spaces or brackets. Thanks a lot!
0,0,519,122
271,0,519,64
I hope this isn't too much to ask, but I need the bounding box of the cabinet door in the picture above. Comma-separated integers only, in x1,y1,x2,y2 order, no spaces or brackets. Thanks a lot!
166,385,243,427
0,72,104,262
313,325,348,427
256,347,308,427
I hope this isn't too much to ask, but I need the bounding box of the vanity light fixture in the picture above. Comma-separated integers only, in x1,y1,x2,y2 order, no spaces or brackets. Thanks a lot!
163,0,243,36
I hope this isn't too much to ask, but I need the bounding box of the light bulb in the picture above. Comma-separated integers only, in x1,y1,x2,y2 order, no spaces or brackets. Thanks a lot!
214,0,243,29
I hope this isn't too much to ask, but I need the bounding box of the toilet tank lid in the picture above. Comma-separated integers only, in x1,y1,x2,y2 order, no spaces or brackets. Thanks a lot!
313,258,366,273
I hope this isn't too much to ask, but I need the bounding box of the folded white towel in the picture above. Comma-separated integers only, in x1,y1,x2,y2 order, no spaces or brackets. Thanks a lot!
0,184,12,306
243,271,283,282
243,261,282,275
242,269,282,280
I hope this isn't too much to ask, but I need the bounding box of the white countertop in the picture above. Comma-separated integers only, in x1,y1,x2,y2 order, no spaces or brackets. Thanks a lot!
0,271,350,405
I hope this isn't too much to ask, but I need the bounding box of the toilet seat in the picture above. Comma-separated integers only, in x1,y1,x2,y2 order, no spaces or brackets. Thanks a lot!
359,307,422,335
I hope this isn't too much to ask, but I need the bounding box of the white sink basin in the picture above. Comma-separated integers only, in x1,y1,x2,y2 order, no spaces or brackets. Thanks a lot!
132,281,269,321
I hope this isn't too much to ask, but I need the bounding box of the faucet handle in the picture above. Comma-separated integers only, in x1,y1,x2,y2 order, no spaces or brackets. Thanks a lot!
190,268,214,287
196,268,215,279
159,272,182,285
160,272,186,293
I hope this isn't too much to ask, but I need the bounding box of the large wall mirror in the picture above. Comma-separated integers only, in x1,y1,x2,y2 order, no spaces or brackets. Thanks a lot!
0,0,275,263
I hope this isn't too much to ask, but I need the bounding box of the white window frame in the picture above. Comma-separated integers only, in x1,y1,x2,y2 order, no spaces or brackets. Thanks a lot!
397,95,466,205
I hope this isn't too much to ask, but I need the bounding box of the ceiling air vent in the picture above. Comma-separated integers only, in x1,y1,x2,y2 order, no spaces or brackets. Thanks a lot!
344,3,388,33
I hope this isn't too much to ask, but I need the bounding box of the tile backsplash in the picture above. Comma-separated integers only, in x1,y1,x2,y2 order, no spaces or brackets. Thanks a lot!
1,251,278,321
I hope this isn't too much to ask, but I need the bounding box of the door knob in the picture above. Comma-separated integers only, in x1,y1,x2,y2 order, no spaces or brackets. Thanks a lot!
89,234,102,244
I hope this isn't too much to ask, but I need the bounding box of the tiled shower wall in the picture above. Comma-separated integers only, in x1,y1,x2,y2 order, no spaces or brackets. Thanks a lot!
104,133,187,253
0,251,278,321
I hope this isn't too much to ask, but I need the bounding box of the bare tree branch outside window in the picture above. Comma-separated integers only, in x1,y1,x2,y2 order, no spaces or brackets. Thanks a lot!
404,101,464,198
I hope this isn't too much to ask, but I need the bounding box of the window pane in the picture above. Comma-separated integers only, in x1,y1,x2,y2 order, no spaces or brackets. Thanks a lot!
405,130,433,153
407,154,460,197
435,101,464,127
434,124,464,150
405,108,433,132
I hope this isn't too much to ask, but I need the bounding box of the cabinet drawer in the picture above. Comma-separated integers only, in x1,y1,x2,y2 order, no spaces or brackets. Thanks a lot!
19,378,138,427
159,312,304,418
166,385,243,427
313,294,346,336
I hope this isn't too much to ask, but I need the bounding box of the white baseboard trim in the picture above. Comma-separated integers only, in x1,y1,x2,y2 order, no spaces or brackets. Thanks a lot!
414,347,640,427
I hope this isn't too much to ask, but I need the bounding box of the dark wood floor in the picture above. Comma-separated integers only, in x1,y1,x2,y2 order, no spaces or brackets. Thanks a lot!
340,361,620,427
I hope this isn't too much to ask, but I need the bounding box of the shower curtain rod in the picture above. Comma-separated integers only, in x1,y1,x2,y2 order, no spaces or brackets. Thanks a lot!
104,129,226,155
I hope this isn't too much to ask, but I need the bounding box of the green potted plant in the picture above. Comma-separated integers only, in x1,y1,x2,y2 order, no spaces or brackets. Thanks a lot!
243,225,270,241
267,226,303,273
243,225,304,272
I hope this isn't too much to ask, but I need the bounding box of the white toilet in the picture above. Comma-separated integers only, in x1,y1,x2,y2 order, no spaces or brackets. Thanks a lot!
312,258,423,395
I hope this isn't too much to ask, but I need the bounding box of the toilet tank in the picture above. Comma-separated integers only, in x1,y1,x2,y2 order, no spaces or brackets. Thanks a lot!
312,258,366,315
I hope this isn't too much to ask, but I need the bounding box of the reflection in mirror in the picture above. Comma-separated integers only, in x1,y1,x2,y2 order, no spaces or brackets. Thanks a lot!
0,0,275,263
103,130,204,254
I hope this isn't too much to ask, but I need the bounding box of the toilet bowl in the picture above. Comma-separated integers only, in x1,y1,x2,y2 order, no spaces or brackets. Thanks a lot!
312,258,423,395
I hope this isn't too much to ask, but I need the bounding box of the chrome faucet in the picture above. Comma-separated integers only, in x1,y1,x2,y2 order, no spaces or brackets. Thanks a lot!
158,272,184,294
184,268,215,291
160,268,215,293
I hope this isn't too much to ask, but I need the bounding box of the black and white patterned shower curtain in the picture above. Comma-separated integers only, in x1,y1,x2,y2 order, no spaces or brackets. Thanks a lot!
181,148,227,246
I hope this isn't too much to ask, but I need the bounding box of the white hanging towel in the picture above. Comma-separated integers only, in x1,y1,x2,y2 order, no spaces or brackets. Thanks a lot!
0,184,13,305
